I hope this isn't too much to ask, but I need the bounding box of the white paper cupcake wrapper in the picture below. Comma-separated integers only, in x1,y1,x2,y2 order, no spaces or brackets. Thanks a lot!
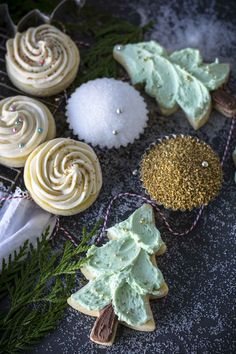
65,78,149,149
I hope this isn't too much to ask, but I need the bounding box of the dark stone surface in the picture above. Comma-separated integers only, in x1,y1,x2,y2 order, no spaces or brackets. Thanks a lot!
1,0,236,353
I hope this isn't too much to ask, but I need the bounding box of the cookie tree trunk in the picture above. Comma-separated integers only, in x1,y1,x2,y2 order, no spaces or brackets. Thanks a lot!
90,303,118,344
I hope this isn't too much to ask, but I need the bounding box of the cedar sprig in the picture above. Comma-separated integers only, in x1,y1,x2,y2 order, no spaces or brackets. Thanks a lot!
0,239,30,300
65,4,154,87
73,18,154,86
0,221,101,353
6,1,153,89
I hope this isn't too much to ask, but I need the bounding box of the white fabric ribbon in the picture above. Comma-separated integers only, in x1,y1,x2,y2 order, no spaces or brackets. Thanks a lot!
0,187,57,270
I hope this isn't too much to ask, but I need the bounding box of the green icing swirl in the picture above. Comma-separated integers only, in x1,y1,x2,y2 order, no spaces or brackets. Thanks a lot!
113,41,230,129
128,249,164,296
111,272,151,326
71,274,112,311
86,236,140,277
107,202,165,254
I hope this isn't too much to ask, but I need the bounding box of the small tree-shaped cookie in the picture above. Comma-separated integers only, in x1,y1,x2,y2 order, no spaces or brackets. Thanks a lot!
67,204,168,345
113,41,230,129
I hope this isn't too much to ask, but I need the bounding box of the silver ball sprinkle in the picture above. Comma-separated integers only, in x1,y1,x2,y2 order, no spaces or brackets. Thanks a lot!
37,127,43,133
132,169,138,176
112,130,118,135
116,45,123,51
10,105,16,112
202,161,209,168
18,143,25,148
116,108,122,114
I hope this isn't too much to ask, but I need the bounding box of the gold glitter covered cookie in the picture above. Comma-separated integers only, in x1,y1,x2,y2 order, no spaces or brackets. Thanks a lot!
140,135,223,211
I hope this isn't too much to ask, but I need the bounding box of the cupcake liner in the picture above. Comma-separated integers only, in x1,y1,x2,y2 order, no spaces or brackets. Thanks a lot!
65,78,149,149
139,134,223,212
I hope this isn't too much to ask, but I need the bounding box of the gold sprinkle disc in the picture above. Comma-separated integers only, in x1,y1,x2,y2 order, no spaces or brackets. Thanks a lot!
140,136,223,211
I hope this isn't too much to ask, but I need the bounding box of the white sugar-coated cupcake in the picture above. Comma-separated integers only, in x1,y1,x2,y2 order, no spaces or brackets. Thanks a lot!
24,138,102,216
66,78,149,149
0,95,56,167
6,25,80,97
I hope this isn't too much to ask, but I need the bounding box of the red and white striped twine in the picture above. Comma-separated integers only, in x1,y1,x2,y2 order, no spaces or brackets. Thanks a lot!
0,116,235,245
97,193,204,244
0,195,32,202
0,195,79,246
59,224,78,247
97,116,236,243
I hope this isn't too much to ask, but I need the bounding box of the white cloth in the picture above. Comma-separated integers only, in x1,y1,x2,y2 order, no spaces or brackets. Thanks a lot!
0,187,57,270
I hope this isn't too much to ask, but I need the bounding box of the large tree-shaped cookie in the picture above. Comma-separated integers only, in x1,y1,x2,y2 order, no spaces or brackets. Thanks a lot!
113,41,230,129
67,204,168,345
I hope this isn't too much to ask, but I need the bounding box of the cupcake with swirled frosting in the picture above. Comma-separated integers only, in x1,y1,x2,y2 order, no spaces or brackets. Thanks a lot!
0,95,56,167
24,138,102,215
6,24,80,96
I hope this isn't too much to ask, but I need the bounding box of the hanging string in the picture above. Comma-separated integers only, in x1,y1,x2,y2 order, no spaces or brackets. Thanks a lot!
221,116,235,166
97,117,236,242
0,194,78,246
0,117,235,246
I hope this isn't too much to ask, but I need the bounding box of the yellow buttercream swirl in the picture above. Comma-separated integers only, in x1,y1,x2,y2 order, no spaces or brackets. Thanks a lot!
24,138,103,215
6,24,79,95
0,95,56,167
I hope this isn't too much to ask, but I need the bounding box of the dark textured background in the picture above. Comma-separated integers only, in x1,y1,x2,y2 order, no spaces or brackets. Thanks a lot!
2,0,236,353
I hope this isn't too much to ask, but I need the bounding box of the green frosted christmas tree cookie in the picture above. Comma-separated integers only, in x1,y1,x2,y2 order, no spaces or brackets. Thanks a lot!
113,41,230,129
67,204,168,346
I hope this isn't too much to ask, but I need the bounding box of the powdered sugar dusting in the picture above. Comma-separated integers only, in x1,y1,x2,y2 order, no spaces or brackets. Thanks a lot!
66,78,148,148
21,0,236,353
135,0,236,78
130,0,236,141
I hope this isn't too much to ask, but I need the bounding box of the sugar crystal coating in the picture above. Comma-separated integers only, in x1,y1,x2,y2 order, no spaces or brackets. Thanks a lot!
66,78,148,148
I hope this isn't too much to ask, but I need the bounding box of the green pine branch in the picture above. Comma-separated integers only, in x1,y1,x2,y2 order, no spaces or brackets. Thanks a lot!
0,222,101,353
0,240,29,301
69,6,154,87
5,2,154,89
0,3,154,350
